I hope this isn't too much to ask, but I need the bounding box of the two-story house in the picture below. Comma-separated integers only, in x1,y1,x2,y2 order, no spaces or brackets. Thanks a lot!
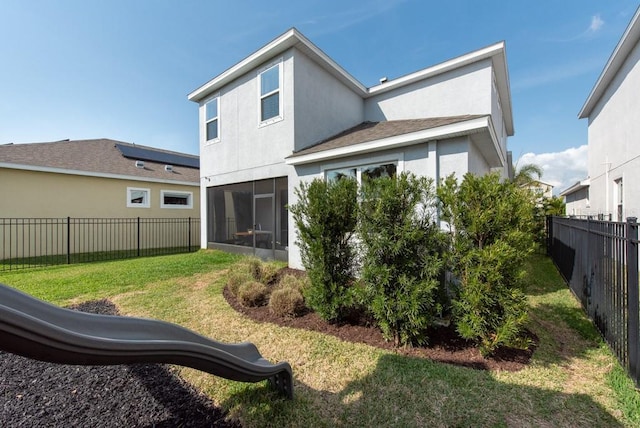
188,28,514,269
568,6,640,221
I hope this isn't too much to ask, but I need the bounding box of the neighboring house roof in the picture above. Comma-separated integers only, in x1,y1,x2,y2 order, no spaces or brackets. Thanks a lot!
286,115,497,166
0,139,199,185
527,179,554,188
188,28,514,136
560,179,590,197
579,6,640,118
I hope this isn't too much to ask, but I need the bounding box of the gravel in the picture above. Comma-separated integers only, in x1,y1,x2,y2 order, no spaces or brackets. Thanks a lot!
0,300,240,428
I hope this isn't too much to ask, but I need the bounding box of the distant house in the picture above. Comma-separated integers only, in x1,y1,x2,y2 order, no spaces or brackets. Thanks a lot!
523,179,554,200
188,28,514,269
570,6,640,221
560,179,590,217
0,139,200,218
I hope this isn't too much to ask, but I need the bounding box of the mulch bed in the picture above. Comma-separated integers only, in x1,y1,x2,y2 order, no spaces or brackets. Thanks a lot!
225,268,537,372
0,300,239,428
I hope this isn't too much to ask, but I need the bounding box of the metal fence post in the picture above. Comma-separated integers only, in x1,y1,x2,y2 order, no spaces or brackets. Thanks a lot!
546,216,553,256
626,217,639,388
137,217,141,257
188,217,192,252
67,217,71,264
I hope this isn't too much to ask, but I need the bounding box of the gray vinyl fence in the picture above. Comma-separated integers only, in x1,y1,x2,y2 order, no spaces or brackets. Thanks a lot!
547,215,639,388
1,217,200,271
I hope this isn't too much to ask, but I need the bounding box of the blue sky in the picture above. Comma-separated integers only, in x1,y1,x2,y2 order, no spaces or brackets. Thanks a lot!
1,0,638,193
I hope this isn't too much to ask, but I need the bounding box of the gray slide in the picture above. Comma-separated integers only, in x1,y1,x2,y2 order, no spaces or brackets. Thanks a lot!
0,282,293,399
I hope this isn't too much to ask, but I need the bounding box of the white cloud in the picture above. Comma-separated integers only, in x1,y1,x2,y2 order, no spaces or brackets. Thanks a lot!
590,15,604,32
517,145,588,195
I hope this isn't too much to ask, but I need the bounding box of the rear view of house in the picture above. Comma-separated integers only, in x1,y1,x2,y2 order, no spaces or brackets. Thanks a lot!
189,28,514,269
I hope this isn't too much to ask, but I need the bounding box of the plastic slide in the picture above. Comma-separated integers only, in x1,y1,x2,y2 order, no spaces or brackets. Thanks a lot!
0,282,293,399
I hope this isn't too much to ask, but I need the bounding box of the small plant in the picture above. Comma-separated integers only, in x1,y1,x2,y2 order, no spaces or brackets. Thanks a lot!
237,281,269,307
227,270,253,296
238,256,263,281
259,263,280,285
269,286,305,318
279,274,305,293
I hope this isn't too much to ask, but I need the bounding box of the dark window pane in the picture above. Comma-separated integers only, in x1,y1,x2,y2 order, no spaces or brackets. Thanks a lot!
261,93,279,121
362,163,396,181
164,195,188,205
206,119,218,140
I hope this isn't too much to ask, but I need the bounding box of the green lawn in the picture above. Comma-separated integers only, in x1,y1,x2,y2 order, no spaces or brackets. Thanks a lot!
1,250,638,427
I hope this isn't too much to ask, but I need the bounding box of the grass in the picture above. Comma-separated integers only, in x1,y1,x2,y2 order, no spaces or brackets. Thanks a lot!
1,250,639,427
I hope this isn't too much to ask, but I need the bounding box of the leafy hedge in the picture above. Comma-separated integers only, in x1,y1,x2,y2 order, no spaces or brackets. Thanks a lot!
291,171,536,353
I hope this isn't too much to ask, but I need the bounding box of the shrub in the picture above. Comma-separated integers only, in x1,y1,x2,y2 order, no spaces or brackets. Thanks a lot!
438,172,535,355
278,274,305,293
237,281,269,307
290,177,358,322
359,172,446,346
238,256,264,281
259,263,280,285
269,286,305,318
227,270,253,296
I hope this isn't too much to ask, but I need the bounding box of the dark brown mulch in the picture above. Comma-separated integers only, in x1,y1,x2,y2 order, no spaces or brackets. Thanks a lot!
0,300,239,428
224,273,537,372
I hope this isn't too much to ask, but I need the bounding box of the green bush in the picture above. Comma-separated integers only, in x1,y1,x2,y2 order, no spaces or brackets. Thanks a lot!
237,281,269,307
359,172,446,346
290,177,358,322
438,172,535,355
269,286,305,318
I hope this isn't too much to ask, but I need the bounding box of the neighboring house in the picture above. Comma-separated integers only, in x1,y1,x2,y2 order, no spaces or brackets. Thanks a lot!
0,139,200,218
188,28,514,269
523,179,554,200
572,6,640,221
560,179,590,217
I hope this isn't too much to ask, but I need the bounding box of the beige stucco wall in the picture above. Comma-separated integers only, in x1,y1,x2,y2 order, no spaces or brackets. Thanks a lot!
0,168,200,218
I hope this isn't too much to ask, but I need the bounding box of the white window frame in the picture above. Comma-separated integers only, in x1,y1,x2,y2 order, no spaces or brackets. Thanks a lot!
258,59,283,127
204,94,220,144
127,187,150,208
161,190,193,209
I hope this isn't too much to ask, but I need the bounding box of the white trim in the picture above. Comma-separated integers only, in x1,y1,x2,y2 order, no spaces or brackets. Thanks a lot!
258,58,284,126
0,162,199,186
160,190,194,209
579,7,640,118
127,187,151,208
286,116,491,166
204,94,220,144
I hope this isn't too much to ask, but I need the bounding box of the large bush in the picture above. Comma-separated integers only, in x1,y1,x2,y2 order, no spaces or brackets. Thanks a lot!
438,172,535,355
289,177,358,322
359,173,446,347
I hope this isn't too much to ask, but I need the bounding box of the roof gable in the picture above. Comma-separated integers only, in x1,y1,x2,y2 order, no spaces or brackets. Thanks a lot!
188,29,513,134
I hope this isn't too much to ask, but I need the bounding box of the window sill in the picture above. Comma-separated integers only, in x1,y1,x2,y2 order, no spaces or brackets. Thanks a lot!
259,116,283,128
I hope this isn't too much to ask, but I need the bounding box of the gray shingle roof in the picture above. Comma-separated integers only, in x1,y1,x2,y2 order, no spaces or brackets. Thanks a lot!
288,115,486,158
0,139,199,183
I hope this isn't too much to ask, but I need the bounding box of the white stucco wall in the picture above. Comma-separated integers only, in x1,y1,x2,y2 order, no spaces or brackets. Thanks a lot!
586,38,640,220
292,48,364,151
363,60,493,122
565,187,591,217
198,51,296,184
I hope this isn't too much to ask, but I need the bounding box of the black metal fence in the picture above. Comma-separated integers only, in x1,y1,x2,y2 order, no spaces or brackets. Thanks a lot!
1,217,201,271
547,215,639,388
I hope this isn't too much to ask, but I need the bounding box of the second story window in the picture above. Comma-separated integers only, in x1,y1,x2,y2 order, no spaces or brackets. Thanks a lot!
205,96,219,142
259,60,282,124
